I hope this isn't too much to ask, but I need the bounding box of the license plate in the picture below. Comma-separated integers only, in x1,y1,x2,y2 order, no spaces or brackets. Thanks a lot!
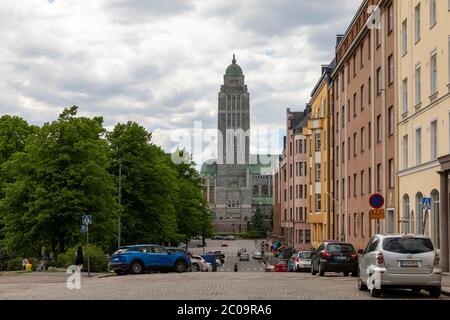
336,256,347,261
399,260,419,267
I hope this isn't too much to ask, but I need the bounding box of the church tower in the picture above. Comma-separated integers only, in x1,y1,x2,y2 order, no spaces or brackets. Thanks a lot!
217,54,250,165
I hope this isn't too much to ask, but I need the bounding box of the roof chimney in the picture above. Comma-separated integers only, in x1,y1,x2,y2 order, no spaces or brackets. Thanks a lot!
336,34,344,47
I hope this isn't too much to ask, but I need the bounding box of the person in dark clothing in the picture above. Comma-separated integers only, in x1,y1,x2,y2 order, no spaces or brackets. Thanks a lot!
75,246,84,271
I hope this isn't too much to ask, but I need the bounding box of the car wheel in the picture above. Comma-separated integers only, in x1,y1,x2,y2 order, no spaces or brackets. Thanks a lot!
429,287,441,298
318,263,325,276
191,263,200,272
351,270,359,277
116,270,127,276
130,261,144,275
358,278,368,291
343,272,350,277
370,287,382,298
175,260,187,273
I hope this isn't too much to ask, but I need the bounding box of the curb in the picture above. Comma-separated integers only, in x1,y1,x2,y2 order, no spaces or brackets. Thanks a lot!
441,288,450,297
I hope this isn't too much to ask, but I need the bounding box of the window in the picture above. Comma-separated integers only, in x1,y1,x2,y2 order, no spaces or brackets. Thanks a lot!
305,230,311,244
361,170,365,195
347,99,350,122
360,85,365,111
402,78,408,113
361,127,365,152
376,67,381,95
430,50,438,95
315,194,321,211
448,36,450,85
354,213,358,237
368,122,372,149
415,4,421,43
388,55,394,85
341,71,345,92
368,33,371,59
336,146,339,166
315,133,321,151
336,112,339,132
290,164,293,178
353,54,356,78
388,4,394,33
402,19,408,55
342,141,345,164
348,175,351,198
341,106,345,127
315,164,321,182
376,26,381,47
416,127,422,165
403,135,409,169
389,158,394,189
377,163,382,191
290,186,293,200
348,137,350,160
360,43,364,68
430,0,437,27
376,115,382,143
368,77,371,104
431,120,437,160
368,167,372,193
353,93,357,117
415,64,421,105
361,213,365,237
342,178,345,199
336,181,339,203
388,106,394,136
402,194,410,233
353,174,357,197
353,132,357,156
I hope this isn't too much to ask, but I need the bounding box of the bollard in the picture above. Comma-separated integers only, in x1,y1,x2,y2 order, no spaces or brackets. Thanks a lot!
234,263,238,272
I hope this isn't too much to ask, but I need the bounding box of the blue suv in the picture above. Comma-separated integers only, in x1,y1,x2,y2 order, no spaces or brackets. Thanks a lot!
111,244,191,275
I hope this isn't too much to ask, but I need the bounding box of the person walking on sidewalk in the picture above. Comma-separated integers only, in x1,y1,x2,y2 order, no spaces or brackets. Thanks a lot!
74,246,84,271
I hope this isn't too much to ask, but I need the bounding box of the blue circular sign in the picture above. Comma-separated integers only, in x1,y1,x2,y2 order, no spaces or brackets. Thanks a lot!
369,193,384,209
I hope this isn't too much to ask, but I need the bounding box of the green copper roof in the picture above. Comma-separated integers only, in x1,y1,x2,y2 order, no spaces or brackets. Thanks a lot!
225,54,243,76
249,154,279,175
200,161,217,176
252,196,273,205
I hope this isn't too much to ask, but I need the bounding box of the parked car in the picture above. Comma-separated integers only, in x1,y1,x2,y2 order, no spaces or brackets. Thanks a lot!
274,259,289,272
206,250,226,264
311,242,358,277
196,241,207,248
223,235,236,241
358,234,442,298
239,252,250,261
190,255,212,272
289,251,312,272
211,235,224,240
252,251,263,260
265,264,275,272
111,244,191,275
237,248,247,257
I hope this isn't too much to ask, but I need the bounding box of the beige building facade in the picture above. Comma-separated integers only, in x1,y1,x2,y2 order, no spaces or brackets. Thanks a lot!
396,0,450,271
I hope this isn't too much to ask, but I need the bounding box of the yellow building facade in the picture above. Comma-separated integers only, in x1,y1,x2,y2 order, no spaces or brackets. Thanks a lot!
396,0,450,270
304,63,335,248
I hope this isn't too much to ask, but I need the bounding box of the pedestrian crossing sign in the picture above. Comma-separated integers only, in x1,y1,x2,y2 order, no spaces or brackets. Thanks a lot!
422,197,431,209
82,215,92,225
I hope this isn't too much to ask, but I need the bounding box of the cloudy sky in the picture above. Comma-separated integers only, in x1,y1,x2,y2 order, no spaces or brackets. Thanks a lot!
0,0,361,165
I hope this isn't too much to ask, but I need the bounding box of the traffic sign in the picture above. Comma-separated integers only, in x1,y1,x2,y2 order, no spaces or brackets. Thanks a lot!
422,197,431,210
82,215,92,225
80,224,87,233
369,193,384,209
369,208,385,220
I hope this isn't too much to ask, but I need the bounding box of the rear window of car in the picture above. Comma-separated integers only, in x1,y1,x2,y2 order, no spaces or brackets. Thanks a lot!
382,237,434,254
326,244,354,253
298,252,312,259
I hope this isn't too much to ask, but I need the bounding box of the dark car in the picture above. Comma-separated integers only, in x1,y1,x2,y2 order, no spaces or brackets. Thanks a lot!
206,250,226,264
311,242,359,277
211,235,224,240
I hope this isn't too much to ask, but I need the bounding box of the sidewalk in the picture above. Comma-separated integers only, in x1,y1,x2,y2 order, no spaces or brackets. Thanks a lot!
442,273,450,296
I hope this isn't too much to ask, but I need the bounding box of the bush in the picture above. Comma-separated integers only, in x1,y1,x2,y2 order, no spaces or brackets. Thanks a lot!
57,245,109,273
240,231,263,239
6,258,23,271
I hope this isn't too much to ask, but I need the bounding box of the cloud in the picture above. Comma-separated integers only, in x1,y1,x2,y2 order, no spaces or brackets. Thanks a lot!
0,0,361,160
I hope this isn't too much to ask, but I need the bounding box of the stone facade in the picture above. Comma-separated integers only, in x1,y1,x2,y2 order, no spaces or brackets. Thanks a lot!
201,56,278,233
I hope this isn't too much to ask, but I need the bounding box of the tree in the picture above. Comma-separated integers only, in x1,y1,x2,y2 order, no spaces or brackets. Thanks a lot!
0,107,118,255
107,122,181,246
250,207,265,238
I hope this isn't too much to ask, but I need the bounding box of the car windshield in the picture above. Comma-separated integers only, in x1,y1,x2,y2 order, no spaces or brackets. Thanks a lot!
298,252,312,259
382,237,434,254
326,244,354,253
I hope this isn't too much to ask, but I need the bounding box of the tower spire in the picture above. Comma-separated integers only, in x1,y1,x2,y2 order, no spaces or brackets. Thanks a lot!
232,54,236,64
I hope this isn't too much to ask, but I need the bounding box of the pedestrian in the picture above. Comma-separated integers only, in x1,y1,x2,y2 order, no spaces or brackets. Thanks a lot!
74,246,84,271
21,258,28,271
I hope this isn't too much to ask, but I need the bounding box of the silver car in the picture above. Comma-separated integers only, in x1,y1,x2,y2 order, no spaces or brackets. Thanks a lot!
358,234,441,298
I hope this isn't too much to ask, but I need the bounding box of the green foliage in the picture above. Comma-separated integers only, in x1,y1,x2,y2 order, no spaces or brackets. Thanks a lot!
57,245,108,272
0,108,213,259
249,207,265,238
5,257,23,271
